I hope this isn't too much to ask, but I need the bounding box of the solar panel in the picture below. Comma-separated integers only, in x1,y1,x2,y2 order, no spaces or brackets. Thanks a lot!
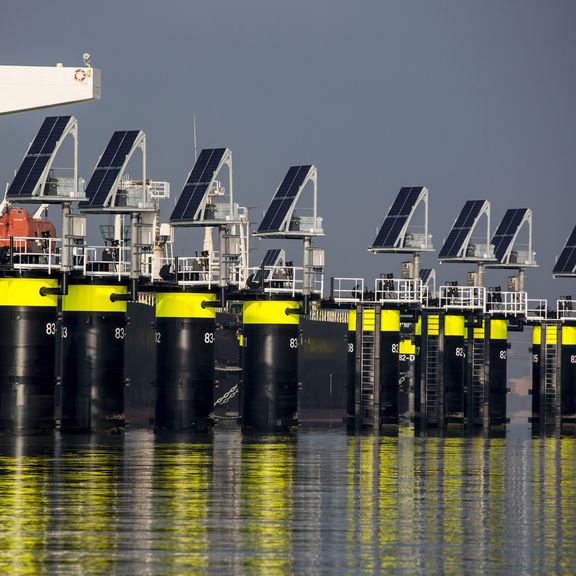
420,268,433,284
170,148,227,222
80,130,140,209
252,249,284,284
553,225,576,275
491,209,528,262
371,187,424,249
438,200,485,259
257,166,312,233
7,116,71,197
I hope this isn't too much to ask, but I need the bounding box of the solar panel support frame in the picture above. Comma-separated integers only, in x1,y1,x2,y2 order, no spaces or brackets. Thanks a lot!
254,165,323,239
80,130,153,213
438,200,496,263
369,186,433,254
487,208,537,269
8,116,84,203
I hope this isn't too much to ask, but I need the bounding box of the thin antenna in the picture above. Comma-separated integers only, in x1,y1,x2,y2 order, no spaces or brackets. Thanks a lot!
193,113,198,162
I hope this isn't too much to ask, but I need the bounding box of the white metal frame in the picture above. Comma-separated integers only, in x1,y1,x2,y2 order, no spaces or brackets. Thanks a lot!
486,289,527,316
556,299,576,321
526,298,549,321
374,277,424,305
487,209,537,268
332,277,365,303
439,285,486,311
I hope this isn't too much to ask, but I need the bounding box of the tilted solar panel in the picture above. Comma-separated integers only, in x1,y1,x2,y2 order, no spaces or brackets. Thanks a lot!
553,225,576,275
7,116,71,197
438,200,485,259
491,209,528,262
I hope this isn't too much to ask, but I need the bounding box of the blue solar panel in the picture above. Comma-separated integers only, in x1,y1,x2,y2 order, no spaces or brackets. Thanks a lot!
438,200,485,258
491,209,527,262
257,165,312,233
170,148,227,222
253,249,283,284
371,187,423,248
553,225,576,275
80,131,141,209
7,116,71,197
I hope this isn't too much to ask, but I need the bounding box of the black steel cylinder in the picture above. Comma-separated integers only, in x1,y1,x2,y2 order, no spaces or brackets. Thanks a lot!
561,325,576,420
530,326,541,424
0,277,58,432
488,319,508,425
443,315,466,424
60,283,128,432
379,309,400,426
155,292,217,431
241,300,300,432
345,310,356,429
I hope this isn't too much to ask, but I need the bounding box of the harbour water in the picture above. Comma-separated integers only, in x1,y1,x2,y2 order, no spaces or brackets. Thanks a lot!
0,425,574,575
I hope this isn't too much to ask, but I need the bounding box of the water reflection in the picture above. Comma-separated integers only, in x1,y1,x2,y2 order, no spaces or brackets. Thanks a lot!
0,429,574,574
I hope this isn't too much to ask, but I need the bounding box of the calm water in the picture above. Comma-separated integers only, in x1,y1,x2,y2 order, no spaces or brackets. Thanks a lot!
0,425,574,575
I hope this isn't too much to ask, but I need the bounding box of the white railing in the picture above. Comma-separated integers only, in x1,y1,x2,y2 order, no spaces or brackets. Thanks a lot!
308,307,349,324
0,236,62,272
526,299,548,321
332,277,365,303
557,299,576,321
439,285,486,311
247,265,324,297
486,290,527,316
176,255,219,287
81,245,131,279
375,278,424,305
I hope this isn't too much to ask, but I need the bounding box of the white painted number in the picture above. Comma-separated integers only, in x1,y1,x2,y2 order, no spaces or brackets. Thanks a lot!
571,355,576,364
62,326,68,339
499,350,507,360
532,354,539,363
455,347,465,358
155,331,161,344
204,332,214,344
115,327,125,340
46,322,56,335
290,338,299,349
391,343,399,353
348,343,354,353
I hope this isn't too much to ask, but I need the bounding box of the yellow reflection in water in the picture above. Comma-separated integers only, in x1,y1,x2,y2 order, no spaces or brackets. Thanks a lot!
152,440,213,575
240,437,295,576
0,438,49,575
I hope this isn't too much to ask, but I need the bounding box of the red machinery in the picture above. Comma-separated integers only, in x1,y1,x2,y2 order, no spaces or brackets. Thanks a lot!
0,205,56,250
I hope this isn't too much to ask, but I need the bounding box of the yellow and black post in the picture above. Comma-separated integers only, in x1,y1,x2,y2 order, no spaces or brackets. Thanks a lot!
241,298,301,432
487,318,508,427
443,314,466,426
345,309,357,429
0,277,59,431
560,324,576,426
60,281,128,432
154,290,217,432
529,324,542,425
378,309,401,426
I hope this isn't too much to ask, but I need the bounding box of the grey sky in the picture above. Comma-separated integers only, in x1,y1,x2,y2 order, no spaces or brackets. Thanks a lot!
1,0,576,303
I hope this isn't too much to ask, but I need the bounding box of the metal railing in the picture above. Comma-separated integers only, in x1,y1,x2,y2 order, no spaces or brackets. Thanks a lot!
176,255,219,287
439,285,486,311
81,245,131,279
486,290,527,316
246,265,324,297
526,299,549,321
0,236,62,272
332,277,365,303
374,278,423,305
557,299,576,321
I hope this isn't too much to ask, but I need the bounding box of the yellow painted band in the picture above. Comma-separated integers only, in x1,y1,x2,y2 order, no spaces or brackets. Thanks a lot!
0,278,58,307
473,320,485,340
415,316,422,336
348,309,357,331
400,339,416,354
243,300,300,325
63,284,127,313
532,326,541,346
380,309,400,332
562,326,576,346
362,308,375,331
427,314,439,336
444,315,465,337
546,325,558,345
156,292,216,319
490,318,507,340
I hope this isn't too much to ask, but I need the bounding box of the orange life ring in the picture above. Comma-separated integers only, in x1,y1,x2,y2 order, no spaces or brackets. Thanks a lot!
74,68,87,82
